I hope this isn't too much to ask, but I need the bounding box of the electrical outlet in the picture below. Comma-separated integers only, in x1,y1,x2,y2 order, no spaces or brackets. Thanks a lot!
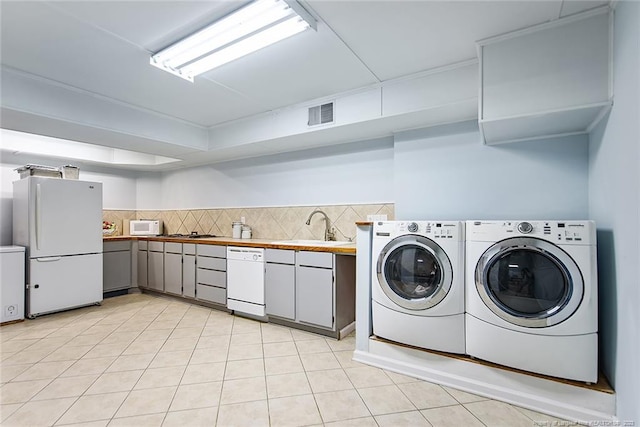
5,305,17,316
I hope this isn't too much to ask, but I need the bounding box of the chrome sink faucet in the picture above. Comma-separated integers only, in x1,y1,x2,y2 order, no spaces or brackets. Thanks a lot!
306,210,336,241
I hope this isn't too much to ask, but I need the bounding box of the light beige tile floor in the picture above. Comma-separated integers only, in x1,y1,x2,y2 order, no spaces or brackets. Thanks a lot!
0,293,573,426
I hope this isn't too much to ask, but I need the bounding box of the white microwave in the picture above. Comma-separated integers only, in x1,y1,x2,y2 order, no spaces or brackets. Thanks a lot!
130,220,162,236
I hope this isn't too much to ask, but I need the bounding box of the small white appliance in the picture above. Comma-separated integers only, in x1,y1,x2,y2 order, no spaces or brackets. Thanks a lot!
372,221,465,354
130,220,162,236
13,177,103,318
0,246,26,323
226,246,265,317
465,220,598,382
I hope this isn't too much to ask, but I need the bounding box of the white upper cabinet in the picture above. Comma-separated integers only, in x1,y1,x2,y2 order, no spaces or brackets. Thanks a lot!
478,8,612,145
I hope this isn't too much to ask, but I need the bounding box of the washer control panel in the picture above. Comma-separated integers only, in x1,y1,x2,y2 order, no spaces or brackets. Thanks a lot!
466,220,596,245
373,221,463,241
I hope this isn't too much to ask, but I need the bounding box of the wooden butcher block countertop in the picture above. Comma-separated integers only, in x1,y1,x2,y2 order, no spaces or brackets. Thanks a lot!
104,235,356,254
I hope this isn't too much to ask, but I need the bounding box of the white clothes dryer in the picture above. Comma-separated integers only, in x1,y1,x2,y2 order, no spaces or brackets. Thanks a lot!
465,220,598,382
372,221,465,354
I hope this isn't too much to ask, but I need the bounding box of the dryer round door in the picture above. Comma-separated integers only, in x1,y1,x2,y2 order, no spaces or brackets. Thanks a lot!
475,237,584,328
377,235,453,310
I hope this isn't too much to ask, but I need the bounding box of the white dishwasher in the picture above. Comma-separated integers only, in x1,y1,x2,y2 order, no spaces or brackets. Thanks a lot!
226,247,265,318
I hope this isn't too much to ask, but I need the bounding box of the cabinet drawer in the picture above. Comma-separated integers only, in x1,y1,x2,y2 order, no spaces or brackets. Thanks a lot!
164,242,182,254
196,284,226,305
265,249,295,264
197,268,226,288
297,251,333,269
138,241,148,250
183,243,196,255
197,244,226,258
103,241,130,252
149,241,164,252
197,256,226,271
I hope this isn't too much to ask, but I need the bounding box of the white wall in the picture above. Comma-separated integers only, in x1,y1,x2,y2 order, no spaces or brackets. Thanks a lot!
588,2,640,423
393,121,589,220
137,137,394,210
0,154,138,245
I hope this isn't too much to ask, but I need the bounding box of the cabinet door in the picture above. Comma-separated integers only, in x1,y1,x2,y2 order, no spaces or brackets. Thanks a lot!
296,266,333,328
137,250,148,288
104,250,131,292
164,253,182,295
265,263,295,320
183,254,196,298
148,251,164,291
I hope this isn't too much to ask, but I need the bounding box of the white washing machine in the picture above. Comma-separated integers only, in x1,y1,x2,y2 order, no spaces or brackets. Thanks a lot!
372,221,465,354
465,220,598,382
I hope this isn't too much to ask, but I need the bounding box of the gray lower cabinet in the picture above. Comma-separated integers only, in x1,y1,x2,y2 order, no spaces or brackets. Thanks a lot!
296,252,334,329
183,244,196,298
265,249,295,320
196,244,226,305
294,251,356,336
148,241,164,291
132,240,355,338
296,262,334,329
103,241,131,292
137,241,148,288
164,242,182,296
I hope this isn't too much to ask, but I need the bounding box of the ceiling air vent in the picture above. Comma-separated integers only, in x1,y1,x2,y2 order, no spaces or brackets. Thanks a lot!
308,102,334,126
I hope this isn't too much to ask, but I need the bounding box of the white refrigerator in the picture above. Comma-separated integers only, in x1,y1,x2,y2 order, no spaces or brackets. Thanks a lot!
13,177,103,318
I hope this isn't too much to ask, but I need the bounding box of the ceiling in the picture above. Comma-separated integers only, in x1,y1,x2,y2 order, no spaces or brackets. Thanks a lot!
0,0,608,169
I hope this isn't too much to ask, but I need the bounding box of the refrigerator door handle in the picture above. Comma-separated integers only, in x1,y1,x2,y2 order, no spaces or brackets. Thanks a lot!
36,183,42,250
37,257,62,262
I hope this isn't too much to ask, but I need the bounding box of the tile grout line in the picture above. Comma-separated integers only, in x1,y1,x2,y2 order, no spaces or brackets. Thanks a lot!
61,297,171,424
212,311,232,427
51,297,157,426
157,304,206,426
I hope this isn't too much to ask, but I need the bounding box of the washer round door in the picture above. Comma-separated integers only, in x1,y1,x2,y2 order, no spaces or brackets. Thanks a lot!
475,237,584,328
377,235,453,310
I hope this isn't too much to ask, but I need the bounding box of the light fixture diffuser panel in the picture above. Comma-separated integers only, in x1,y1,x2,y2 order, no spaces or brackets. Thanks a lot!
150,0,316,82
181,17,309,77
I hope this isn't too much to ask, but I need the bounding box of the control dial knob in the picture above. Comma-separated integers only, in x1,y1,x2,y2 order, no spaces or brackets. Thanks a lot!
407,222,419,233
517,222,533,234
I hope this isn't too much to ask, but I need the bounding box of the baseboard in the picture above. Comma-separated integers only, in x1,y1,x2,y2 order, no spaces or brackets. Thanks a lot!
339,321,356,339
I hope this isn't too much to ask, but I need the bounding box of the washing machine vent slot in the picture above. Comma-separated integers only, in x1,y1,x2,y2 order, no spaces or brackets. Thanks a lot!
308,102,334,126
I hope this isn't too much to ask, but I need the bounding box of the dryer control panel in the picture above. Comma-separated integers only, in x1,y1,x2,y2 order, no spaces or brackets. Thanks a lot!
466,220,596,245
374,221,464,241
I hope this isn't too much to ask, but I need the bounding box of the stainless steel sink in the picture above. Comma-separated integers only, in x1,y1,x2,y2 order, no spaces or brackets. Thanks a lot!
271,239,352,246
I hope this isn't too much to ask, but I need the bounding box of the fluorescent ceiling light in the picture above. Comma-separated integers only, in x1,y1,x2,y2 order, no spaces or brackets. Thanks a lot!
150,0,316,82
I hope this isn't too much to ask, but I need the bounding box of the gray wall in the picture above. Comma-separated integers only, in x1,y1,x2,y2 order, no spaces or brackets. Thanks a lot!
393,121,589,220
137,138,395,210
588,1,640,423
